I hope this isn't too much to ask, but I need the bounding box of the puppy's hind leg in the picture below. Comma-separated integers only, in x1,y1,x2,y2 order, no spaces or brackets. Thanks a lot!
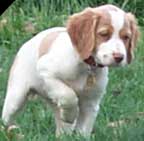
2,79,29,127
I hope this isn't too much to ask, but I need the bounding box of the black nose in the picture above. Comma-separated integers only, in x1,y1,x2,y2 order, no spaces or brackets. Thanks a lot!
113,53,124,63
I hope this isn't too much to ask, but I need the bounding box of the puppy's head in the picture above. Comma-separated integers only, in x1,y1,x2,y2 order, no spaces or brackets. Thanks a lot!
67,4,139,67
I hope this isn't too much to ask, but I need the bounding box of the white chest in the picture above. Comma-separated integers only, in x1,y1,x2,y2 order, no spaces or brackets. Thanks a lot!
62,67,109,97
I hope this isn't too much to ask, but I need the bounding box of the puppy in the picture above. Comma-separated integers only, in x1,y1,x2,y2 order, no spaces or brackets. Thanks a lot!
2,4,139,137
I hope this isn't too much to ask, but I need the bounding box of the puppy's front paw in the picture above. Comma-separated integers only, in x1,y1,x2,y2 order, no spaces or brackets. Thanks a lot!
60,107,79,123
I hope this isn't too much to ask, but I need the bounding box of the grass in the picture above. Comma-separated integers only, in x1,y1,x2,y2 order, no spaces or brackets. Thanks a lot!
0,0,144,140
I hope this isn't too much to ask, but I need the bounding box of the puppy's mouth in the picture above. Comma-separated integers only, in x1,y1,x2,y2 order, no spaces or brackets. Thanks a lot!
95,58,124,68
97,63,105,68
85,56,124,69
96,62,123,68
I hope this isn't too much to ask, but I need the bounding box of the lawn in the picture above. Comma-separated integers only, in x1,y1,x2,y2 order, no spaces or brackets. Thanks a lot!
0,0,144,141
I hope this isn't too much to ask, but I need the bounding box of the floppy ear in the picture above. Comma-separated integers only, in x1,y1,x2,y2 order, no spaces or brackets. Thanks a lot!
126,13,140,64
67,8,100,59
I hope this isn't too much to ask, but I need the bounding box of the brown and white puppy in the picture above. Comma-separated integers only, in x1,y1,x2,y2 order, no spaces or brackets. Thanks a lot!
2,4,139,137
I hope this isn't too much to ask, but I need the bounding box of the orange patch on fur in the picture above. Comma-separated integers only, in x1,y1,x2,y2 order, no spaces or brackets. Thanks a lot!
39,31,62,58
122,13,139,63
67,8,99,59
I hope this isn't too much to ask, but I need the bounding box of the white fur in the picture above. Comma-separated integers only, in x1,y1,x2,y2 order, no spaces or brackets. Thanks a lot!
2,6,128,138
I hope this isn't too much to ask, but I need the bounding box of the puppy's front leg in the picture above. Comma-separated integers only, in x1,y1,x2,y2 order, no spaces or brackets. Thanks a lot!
43,78,79,135
54,107,77,137
37,61,79,135
44,78,79,122
75,99,100,138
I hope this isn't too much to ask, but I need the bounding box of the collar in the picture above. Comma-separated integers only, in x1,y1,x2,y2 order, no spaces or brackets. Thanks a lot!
84,55,96,67
84,56,104,70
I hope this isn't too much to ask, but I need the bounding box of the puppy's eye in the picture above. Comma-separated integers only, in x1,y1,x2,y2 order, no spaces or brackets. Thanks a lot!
122,35,130,42
99,32,109,37
98,31,110,40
